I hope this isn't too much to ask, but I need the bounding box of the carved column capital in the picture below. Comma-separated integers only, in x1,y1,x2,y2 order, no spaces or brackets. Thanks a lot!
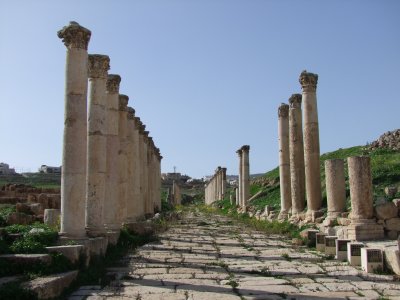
118,95,129,111
278,103,289,118
289,94,302,108
88,54,110,79
127,107,135,119
106,74,121,93
241,145,250,152
57,21,91,50
299,70,318,92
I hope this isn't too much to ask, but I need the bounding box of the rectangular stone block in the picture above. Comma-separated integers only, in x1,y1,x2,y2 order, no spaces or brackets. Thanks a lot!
361,248,383,273
324,236,338,256
335,239,351,261
347,222,384,241
316,233,326,252
347,242,365,266
46,245,84,264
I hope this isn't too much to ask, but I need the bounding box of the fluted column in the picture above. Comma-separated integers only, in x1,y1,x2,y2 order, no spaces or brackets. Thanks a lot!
58,22,91,238
236,149,242,208
104,74,121,231
221,167,227,199
85,54,109,237
126,107,136,223
325,159,346,219
289,94,305,214
300,70,322,213
241,145,250,210
278,103,291,219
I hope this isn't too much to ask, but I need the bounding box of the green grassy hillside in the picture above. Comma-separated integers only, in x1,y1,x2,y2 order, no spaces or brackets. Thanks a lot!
249,146,400,212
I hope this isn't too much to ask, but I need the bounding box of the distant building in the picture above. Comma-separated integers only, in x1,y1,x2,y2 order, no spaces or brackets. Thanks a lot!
0,163,16,175
39,165,62,174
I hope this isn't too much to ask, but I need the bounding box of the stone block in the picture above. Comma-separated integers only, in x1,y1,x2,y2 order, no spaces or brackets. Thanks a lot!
23,270,78,299
336,239,351,261
316,233,326,252
30,203,44,216
337,217,351,226
44,209,60,227
46,245,84,264
324,236,338,256
385,218,400,231
385,186,398,198
106,231,120,246
347,220,384,241
361,248,383,273
125,221,154,236
0,254,52,266
16,203,32,214
387,230,398,240
6,212,34,225
347,242,364,266
375,202,398,220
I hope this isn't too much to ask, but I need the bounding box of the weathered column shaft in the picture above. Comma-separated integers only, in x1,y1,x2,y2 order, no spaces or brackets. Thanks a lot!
348,156,374,220
85,54,110,236
104,74,121,231
221,167,227,199
237,149,242,207
235,187,239,206
135,118,144,218
241,145,250,210
142,132,150,215
125,107,136,223
325,159,346,218
278,103,291,216
289,94,306,213
300,70,322,212
58,22,91,238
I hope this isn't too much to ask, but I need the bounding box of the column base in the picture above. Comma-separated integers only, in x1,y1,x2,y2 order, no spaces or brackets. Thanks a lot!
278,211,289,221
86,227,106,238
347,219,384,241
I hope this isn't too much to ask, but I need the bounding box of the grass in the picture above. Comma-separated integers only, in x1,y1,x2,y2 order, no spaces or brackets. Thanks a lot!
249,145,400,212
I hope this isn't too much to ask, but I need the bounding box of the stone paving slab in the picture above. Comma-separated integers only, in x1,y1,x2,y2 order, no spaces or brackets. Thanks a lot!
69,211,400,299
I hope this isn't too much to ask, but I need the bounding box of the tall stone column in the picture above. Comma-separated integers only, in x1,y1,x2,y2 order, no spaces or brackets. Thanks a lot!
134,117,144,219
325,159,346,219
289,94,305,214
221,167,227,199
155,149,162,211
143,131,150,216
299,70,322,213
278,103,291,219
241,145,250,211
217,167,222,200
235,187,239,206
236,149,242,208
58,22,91,238
125,107,136,223
147,137,155,214
104,74,121,231
85,54,110,237
347,156,383,240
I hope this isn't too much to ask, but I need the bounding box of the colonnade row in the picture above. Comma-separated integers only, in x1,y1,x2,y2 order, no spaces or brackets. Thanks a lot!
58,21,162,239
205,167,227,205
278,70,321,219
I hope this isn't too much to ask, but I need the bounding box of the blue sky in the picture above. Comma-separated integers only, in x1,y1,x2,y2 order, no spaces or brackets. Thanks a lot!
0,0,399,178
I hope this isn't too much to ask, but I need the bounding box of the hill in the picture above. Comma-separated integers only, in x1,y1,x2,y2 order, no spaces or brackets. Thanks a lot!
249,146,400,212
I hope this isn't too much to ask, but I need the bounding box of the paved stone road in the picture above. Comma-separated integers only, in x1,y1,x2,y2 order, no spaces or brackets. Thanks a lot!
70,211,400,299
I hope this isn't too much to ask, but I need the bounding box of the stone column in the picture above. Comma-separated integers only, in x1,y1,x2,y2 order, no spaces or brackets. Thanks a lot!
236,149,243,208
289,94,305,214
325,159,346,219
85,54,110,237
347,156,384,240
155,149,162,212
134,117,143,219
299,70,322,213
147,137,155,214
143,131,150,216
58,22,91,238
235,187,239,206
221,167,227,199
104,74,121,231
241,145,250,210
278,103,291,219
125,107,136,223
217,167,222,200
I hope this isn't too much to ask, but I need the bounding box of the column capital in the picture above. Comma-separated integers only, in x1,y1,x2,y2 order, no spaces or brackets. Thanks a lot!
106,74,121,93
241,145,250,152
57,21,91,50
278,103,289,118
119,94,129,111
127,106,135,119
299,70,318,92
236,149,242,156
88,54,110,79
288,93,302,108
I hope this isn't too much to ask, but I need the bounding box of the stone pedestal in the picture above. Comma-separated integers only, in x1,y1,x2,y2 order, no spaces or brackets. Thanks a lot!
347,156,384,240
104,74,121,231
289,94,305,214
278,103,291,219
325,159,346,219
299,71,322,213
86,54,110,237
58,22,91,238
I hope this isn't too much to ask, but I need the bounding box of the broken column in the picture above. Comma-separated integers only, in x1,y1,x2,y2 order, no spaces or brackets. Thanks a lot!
325,159,346,219
347,156,384,240
241,145,250,211
278,103,291,219
58,21,91,238
104,74,121,231
85,54,110,237
289,94,305,214
299,70,322,214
